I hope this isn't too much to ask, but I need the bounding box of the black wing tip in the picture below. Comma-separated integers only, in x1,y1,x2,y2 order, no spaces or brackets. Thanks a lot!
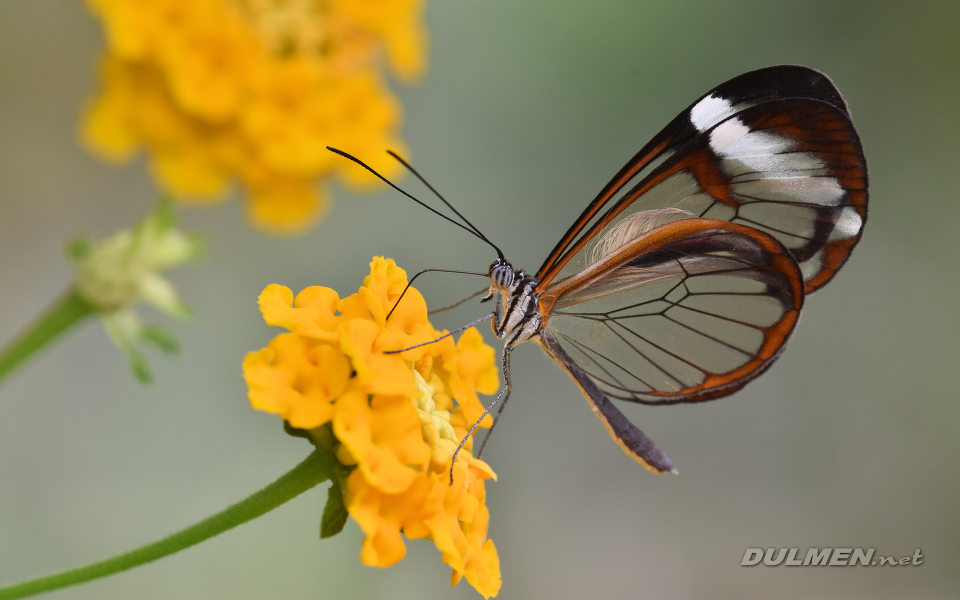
712,65,850,115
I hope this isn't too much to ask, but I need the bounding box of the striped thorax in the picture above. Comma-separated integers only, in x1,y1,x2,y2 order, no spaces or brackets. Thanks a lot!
486,259,543,347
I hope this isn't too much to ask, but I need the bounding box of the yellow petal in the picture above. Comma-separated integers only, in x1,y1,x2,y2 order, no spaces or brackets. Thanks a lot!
339,319,416,396
242,334,348,429
345,471,409,567
384,20,427,82
150,146,231,200
334,392,429,494
80,93,139,162
444,327,499,428
246,178,327,235
457,327,501,395
162,18,260,122
257,284,340,341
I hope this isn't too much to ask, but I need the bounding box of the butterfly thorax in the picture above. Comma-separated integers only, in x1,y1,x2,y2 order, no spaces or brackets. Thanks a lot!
486,259,543,347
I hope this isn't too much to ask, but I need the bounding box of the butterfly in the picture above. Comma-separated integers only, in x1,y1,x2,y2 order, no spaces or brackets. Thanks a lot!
329,64,868,476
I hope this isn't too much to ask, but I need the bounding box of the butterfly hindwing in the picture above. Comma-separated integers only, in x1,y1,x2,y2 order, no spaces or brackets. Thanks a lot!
539,219,804,404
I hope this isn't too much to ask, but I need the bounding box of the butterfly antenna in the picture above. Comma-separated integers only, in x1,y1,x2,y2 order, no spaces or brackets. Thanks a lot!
327,147,501,257
386,150,505,261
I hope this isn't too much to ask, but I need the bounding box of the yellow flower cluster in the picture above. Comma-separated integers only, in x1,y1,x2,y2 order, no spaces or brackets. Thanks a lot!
243,257,501,597
83,0,426,233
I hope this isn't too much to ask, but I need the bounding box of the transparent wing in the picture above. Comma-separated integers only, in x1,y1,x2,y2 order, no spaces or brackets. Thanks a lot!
539,219,804,403
536,66,867,295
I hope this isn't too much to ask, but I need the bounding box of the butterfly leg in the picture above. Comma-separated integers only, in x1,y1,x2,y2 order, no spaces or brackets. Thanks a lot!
476,352,512,458
384,313,494,354
427,286,489,315
449,343,513,484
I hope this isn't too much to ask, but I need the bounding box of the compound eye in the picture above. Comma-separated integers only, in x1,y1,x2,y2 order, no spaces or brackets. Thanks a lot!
492,265,514,289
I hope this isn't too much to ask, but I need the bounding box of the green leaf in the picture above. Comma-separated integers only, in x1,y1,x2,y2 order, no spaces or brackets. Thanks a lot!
153,197,178,230
128,347,152,384
66,237,92,263
140,324,180,354
185,233,210,261
320,477,348,539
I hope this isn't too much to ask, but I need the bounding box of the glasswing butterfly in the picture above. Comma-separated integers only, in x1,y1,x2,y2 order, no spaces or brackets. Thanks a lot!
330,64,867,478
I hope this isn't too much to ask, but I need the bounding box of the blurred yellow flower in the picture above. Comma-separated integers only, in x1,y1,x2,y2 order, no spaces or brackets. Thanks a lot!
243,257,501,597
83,0,426,234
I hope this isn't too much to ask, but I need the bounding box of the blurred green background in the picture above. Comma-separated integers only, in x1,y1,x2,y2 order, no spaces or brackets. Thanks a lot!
1,1,958,598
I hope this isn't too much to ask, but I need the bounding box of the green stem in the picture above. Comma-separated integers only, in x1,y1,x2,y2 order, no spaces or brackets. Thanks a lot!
0,451,331,600
0,290,94,385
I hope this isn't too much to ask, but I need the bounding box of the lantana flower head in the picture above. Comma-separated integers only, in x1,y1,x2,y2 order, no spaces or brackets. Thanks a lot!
83,0,426,234
243,257,502,597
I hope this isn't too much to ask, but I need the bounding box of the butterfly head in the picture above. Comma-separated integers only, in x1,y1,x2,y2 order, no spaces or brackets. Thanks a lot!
481,258,517,303
489,259,516,289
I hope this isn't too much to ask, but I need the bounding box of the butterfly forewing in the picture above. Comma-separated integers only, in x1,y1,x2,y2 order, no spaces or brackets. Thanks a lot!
537,66,851,276
539,219,803,403
536,66,867,295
